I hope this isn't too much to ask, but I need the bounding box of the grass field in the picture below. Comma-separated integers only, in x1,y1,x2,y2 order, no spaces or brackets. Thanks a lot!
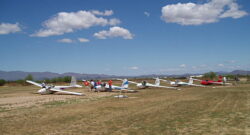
0,83,250,135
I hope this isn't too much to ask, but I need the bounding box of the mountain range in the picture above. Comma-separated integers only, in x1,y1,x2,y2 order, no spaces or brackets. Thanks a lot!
0,70,249,81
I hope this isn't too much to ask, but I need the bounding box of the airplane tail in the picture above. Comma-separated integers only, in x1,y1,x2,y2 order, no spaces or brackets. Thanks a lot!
223,77,227,83
121,79,129,88
188,77,194,84
70,76,77,86
218,75,223,82
70,76,82,88
155,78,160,86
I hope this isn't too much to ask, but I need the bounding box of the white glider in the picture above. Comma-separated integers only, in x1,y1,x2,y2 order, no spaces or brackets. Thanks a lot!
158,77,205,87
26,76,83,95
119,78,180,90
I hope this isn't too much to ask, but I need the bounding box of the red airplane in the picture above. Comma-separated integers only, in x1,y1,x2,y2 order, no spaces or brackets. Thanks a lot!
193,76,227,85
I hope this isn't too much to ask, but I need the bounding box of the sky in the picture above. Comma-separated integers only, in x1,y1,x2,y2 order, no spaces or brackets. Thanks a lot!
0,0,250,75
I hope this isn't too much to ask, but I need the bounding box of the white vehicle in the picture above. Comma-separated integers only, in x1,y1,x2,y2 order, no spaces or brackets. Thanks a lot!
157,77,205,87
26,76,83,95
119,78,180,90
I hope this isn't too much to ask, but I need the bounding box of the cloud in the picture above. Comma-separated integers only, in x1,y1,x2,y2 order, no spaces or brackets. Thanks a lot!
144,11,150,17
220,2,248,19
199,64,207,68
179,64,187,68
94,26,134,39
57,38,74,43
31,10,120,37
78,38,89,43
129,66,139,70
91,10,113,16
161,0,247,25
0,23,21,34
226,60,236,63
217,64,224,67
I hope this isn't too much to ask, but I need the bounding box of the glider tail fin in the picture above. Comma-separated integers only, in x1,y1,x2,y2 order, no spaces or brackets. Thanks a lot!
70,76,77,86
218,75,223,82
121,79,129,88
155,77,160,86
188,77,194,84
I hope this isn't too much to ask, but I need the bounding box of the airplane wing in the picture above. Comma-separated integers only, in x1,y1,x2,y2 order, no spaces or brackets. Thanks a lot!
158,78,172,84
159,79,175,84
192,78,202,82
116,78,139,85
209,82,231,85
50,88,83,96
112,85,137,92
117,79,139,85
113,88,137,93
54,86,73,89
26,80,43,87
188,84,206,87
210,82,223,85
127,80,139,85
146,83,180,90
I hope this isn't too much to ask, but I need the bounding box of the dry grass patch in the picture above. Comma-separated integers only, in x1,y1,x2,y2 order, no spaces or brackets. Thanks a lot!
0,84,250,134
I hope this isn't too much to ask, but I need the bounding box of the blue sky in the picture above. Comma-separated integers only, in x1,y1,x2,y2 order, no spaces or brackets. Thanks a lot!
0,0,250,75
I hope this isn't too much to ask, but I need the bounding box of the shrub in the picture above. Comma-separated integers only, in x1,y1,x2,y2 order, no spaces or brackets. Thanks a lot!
0,79,6,86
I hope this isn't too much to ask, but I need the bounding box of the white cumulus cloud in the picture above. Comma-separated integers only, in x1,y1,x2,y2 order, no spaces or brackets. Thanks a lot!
0,23,21,34
217,64,225,67
94,26,133,39
144,11,150,17
91,10,113,16
78,38,89,43
129,66,139,70
180,64,187,68
161,0,247,25
31,10,120,37
57,38,74,43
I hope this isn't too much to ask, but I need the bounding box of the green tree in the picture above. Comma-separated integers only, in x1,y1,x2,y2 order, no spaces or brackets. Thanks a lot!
247,75,250,82
44,78,51,83
16,79,25,85
203,72,217,80
63,76,71,83
50,78,57,83
0,79,6,86
56,77,63,82
25,74,33,81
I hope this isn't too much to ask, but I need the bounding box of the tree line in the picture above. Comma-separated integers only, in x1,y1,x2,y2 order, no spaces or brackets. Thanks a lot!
0,74,73,86
1,73,250,86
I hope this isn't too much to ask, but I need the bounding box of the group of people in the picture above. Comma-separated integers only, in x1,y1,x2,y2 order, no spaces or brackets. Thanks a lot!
83,79,113,92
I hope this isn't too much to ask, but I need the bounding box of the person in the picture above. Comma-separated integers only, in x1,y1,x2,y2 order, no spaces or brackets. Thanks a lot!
101,82,107,91
83,81,90,86
93,81,98,92
223,77,227,85
97,80,102,85
142,80,146,86
108,80,112,92
41,81,46,88
83,80,90,91
90,80,95,91
234,75,240,85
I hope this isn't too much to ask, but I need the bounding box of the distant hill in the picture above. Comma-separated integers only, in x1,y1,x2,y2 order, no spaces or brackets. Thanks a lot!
0,71,119,81
0,70,249,81
229,70,250,75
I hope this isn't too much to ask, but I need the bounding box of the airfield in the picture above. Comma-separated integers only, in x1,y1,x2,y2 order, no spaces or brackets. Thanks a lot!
0,80,250,134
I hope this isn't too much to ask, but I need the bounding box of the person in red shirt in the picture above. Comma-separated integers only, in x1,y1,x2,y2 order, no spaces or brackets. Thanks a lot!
108,80,112,91
97,80,102,85
83,80,91,91
83,81,90,86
